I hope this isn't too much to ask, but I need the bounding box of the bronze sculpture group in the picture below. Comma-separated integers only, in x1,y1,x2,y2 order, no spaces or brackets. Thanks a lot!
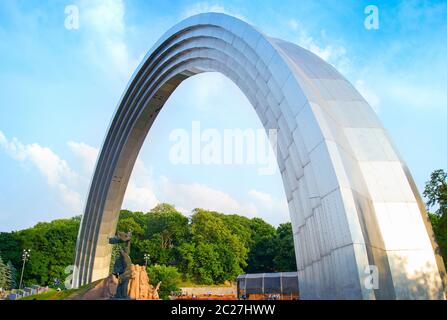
108,231,160,300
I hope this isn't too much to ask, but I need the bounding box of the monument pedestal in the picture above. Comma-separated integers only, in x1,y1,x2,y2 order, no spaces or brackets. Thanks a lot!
127,265,160,300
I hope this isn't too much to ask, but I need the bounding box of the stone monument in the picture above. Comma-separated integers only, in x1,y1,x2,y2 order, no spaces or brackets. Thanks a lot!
107,232,161,300
73,12,446,299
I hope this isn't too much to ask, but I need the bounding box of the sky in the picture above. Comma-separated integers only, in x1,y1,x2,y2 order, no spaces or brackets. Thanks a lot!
0,0,446,232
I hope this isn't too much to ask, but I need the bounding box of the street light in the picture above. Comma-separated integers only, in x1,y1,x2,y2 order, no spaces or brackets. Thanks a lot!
143,253,150,267
19,249,31,290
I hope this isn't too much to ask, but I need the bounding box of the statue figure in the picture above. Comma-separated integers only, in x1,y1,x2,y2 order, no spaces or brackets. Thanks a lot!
106,231,162,300
138,265,151,299
108,231,133,299
128,265,140,299
151,282,161,300
101,273,118,299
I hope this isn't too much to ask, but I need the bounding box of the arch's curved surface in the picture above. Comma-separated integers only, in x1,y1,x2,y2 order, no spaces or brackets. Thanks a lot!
73,13,446,299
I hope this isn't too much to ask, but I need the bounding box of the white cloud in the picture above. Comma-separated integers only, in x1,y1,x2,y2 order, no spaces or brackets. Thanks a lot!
178,72,251,111
160,176,258,217
82,0,125,35
0,131,83,213
287,19,382,113
249,189,273,205
65,140,160,213
0,132,159,216
122,159,159,212
382,80,447,112
57,183,83,215
123,183,159,213
287,19,350,74
1,132,288,225
353,61,447,114
249,189,289,223
182,2,247,22
287,19,299,31
68,141,99,176
123,157,286,224
80,0,140,82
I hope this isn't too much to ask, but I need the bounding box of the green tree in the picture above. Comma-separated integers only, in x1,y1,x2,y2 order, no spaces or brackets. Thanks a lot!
147,204,190,247
174,242,195,281
220,214,253,248
117,217,145,237
273,223,297,271
0,217,80,286
114,205,190,267
0,255,7,289
0,232,21,265
189,209,247,283
132,204,190,266
424,169,447,268
116,213,147,266
109,244,121,274
246,218,276,273
428,213,447,268
0,205,298,287
424,169,447,217
192,242,222,284
147,264,181,300
6,261,17,289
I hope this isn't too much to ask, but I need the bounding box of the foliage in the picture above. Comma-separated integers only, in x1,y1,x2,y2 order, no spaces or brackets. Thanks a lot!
424,169,447,268
0,255,7,289
0,255,18,290
187,209,248,284
109,244,121,274
429,213,447,267
246,218,276,273
6,261,17,289
145,204,190,265
115,204,190,267
4,168,447,289
147,264,181,300
0,204,297,287
424,169,447,217
19,288,77,300
0,217,80,287
273,223,297,271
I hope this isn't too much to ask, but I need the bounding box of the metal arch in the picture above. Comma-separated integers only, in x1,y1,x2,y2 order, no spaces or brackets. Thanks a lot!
73,12,446,299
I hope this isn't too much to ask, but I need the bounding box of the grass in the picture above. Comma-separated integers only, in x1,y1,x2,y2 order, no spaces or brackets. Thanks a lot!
178,280,235,288
20,288,77,300
16,280,234,300
19,281,101,300
64,280,102,300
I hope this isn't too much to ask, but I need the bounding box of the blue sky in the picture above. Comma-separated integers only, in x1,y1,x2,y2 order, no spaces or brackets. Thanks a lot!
0,0,446,231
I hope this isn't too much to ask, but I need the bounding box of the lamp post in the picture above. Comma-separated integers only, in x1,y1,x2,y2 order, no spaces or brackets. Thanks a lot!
19,249,31,290
143,253,150,267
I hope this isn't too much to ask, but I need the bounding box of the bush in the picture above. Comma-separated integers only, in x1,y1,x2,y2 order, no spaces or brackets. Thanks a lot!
147,264,181,300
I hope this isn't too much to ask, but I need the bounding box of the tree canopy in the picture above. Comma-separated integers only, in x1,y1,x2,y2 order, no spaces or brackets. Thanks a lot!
0,254,17,290
424,169,447,217
147,264,181,300
2,169,447,292
0,205,296,288
0,217,80,287
425,169,447,266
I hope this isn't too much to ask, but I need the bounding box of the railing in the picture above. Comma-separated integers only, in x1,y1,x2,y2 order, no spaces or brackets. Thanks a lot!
0,285,49,300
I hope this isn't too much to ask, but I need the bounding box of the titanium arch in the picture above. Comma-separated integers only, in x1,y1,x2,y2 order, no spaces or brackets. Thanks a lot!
73,12,446,300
